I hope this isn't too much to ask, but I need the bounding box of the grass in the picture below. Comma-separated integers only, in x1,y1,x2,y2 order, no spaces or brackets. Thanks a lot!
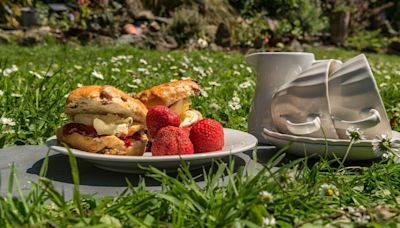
1,44,400,226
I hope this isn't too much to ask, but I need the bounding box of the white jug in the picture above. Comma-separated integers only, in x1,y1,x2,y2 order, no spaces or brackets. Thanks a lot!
246,52,315,143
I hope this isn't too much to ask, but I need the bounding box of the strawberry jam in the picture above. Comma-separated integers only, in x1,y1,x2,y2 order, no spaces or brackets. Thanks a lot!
63,123,97,137
122,137,133,147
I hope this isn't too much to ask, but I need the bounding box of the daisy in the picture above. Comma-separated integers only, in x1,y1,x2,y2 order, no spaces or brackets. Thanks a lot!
92,70,104,80
199,88,208,98
132,78,142,84
139,58,148,65
181,76,191,80
74,65,82,70
345,126,365,143
111,68,120,72
319,183,339,197
372,134,400,157
209,103,221,110
239,81,252,89
11,93,22,98
0,90,4,96
263,216,276,227
228,97,241,110
259,191,274,204
3,65,18,76
1,117,16,126
208,81,221,87
246,66,253,73
233,70,241,76
29,71,43,79
77,83,83,87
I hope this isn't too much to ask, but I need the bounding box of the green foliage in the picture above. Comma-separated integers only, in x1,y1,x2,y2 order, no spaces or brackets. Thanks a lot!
230,0,327,37
0,0,32,27
168,6,205,45
232,13,269,48
346,30,400,53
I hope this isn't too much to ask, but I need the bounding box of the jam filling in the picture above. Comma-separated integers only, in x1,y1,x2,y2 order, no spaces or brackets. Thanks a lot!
63,123,97,137
64,123,142,148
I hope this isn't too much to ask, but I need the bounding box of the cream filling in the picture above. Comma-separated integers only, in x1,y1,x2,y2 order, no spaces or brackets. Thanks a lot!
180,110,203,127
73,114,143,136
169,98,191,119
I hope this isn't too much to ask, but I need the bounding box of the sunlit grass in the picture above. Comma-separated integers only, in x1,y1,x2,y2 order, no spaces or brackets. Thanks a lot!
1,44,400,226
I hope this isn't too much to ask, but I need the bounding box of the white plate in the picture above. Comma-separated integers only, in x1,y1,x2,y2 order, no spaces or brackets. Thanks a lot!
46,128,257,173
263,128,400,161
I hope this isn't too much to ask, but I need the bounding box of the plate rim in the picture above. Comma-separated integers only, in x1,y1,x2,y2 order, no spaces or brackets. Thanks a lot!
263,128,399,146
46,128,257,162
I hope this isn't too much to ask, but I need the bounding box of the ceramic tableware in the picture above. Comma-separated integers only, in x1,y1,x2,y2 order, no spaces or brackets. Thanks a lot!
46,128,258,173
246,52,316,143
271,59,342,138
262,128,399,160
328,54,392,139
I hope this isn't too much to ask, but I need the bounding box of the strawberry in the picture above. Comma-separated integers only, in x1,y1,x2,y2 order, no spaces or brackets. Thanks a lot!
190,118,224,153
152,126,194,156
146,105,180,138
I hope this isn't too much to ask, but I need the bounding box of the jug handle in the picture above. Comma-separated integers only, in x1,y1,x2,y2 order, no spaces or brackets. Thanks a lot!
285,116,321,135
333,109,381,130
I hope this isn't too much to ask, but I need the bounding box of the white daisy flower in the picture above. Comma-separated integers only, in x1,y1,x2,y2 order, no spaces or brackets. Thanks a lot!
111,68,120,72
319,183,339,197
132,78,142,84
239,81,252,89
77,83,83,87
1,117,15,126
209,103,221,110
232,96,240,103
3,65,18,76
74,65,82,70
262,216,276,227
228,99,241,110
345,126,365,143
170,66,178,70
246,66,253,73
233,70,241,76
127,84,138,89
137,68,148,73
29,71,43,79
11,93,22,98
259,191,274,204
92,70,104,80
0,90,4,96
139,58,148,65
372,134,400,157
183,56,191,63
199,88,208,98
208,81,221,87
181,76,191,80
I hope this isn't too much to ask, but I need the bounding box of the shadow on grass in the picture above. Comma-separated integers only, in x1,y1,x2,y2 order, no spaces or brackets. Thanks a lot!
26,153,247,187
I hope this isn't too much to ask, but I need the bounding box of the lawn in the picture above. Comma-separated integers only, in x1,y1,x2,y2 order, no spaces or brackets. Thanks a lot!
1,44,400,227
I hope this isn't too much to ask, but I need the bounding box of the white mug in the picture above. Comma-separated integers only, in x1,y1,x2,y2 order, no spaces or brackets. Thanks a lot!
246,52,315,143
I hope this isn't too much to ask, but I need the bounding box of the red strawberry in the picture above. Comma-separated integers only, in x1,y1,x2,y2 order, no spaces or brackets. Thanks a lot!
146,105,180,138
190,118,224,153
152,126,194,156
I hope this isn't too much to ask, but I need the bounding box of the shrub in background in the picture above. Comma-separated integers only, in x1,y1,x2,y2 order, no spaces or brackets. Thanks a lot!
167,6,205,45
